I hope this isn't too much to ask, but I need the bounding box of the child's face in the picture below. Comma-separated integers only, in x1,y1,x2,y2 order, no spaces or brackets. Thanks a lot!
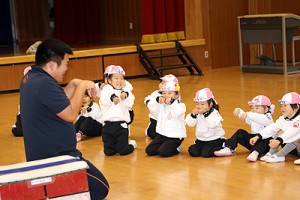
108,73,124,90
281,104,298,118
162,91,178,99
83,95,92,105
251,105,268,114
195,101,212,112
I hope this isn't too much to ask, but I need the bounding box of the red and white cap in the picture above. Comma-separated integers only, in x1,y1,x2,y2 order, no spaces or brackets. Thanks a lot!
23,66,32,75
104,65,125,76
248,95,271,106
278,92,300,104
160,74,179,84
194,88,214,102
160,81,180,91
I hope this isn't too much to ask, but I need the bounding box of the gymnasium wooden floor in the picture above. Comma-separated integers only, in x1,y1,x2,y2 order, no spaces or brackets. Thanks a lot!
1,66,300,199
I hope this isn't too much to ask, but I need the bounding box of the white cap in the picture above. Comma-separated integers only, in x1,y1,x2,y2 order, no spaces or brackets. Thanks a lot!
104,65,125,76
248,95,271,106
194,88,214,102
160,81,180,91
160,74,179,84
278,92,300,104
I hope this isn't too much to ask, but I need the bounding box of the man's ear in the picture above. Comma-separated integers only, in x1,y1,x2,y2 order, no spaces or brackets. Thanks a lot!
48,61,56,70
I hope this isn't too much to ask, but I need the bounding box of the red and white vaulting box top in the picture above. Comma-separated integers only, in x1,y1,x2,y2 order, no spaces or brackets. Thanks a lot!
0,155,90,200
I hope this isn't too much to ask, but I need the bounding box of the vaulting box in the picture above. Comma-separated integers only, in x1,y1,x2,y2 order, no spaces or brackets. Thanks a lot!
0,155,90,200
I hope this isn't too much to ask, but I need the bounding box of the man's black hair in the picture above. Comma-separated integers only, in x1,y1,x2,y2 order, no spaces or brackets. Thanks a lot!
35,38,73,67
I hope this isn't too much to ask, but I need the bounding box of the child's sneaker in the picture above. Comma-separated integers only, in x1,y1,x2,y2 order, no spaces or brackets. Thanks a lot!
129,140,137,149
247,150,259,162
265,154,285,163
294,158,300,165
260,152,272,161
214,147,233,157
76,132,82,142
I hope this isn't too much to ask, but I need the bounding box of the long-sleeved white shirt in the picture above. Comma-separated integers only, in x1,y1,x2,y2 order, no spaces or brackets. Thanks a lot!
259,115,300,139
185,109,225,141
147,98,186,139
274,115,300,143
144,90,161,120
78,102,102,123
244,111,274,134
99,84,134,123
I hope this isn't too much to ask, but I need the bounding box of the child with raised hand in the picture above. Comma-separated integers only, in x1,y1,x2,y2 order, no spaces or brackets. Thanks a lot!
75,90,102,142
96,65,134,126
256,92,300,163
144,74,179,139
95,65,133,98
186,88,225,157
214,95,275,161
145,80,186,157
100,65,136,156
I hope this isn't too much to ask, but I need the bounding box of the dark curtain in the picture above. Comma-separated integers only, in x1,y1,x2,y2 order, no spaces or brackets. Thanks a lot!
0,0,13,46
54,0,100,43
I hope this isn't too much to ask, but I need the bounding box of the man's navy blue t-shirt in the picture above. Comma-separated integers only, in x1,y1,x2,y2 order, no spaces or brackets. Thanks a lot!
20,66,81,161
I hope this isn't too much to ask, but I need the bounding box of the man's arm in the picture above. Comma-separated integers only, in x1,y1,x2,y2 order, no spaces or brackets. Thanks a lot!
58,80,96,122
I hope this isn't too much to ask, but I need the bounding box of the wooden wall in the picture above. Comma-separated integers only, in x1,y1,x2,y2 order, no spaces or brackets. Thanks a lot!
246,0,300,64
98,0,142,44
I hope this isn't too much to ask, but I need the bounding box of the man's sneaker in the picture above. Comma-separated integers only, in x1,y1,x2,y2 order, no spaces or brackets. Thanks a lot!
265,154,285,163
177,146,182,152
214,147,233,157
247,150,259,162
76,132,82,142
129,140,137,149
260,152,272,161
294,158,300,165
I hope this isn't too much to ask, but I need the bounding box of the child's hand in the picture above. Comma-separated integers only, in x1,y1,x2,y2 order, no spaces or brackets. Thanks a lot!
120,92,127,100
233,107,246,121
192,108,199,115
197,108,206,115
113,97,120,105
250,136,259,145
277,130,284,136
158,97,165,104
233,108,240,118
165,97,172,105
81,105,88,113
269,139,280,149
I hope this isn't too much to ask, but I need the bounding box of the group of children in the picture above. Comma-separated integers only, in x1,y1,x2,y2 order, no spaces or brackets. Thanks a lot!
12,65,300,164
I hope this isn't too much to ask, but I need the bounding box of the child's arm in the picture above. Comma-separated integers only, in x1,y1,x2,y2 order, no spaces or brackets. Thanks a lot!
120,90,135,108
272,120,300,145
85,102,101,121
246,112,273,126
204,109,224,128
169,101,186,118
233,108,247,121
250,118,283,145
147,95,161,118
185,113,197,127
100,85,117,106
